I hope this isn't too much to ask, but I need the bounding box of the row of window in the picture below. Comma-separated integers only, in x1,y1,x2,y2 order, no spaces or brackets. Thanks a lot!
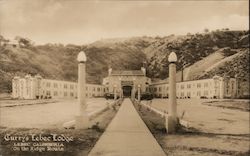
45,82,77,89
177,90,211,96
44,90,102,97
44,82,103,92
153,82,212,92
155,90,213,97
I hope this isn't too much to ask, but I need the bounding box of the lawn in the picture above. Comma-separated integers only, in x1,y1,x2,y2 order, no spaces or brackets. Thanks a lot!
0,98,114,128
141,99,249,134
0,98,118,156
136,99,250,156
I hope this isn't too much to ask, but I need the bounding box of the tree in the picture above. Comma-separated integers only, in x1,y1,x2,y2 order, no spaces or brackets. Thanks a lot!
0,35,9,46
204,28,209,33
0,35,4,46
15,36,33,47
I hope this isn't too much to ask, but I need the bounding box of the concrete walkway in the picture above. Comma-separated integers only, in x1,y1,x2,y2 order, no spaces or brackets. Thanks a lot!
88,98,166,156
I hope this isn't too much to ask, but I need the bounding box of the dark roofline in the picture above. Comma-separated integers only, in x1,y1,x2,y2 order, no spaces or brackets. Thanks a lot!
110,70,144,76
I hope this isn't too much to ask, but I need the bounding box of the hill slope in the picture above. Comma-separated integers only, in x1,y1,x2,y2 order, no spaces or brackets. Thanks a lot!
145,30,249,79
0,30,249,93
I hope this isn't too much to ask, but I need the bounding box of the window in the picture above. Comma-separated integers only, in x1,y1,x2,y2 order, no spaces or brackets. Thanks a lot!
181,85,184,89
64,92,67,96
204,90,208,96
86,87,88,91
197,91,201,96
187,84,191,89
204,83,208,88
93,87,95,91
97,87,100,92
197,83,201,88
159,87,162,92
64,84,67,89
70,84,74,89
54,83,58,88
70,92,74,97
226,83,230,94
46,82,50,87
181,92,184,96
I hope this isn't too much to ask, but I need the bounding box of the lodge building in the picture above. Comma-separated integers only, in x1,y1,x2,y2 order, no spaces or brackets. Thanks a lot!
102,67,151,97
150,75,242,99
12,75,104,99
12,67,244,99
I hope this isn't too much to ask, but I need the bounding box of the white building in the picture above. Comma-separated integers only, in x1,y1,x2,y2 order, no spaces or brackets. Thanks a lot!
12,72,244,100
150,75,241,99
12,75,104,99
102,67,151,97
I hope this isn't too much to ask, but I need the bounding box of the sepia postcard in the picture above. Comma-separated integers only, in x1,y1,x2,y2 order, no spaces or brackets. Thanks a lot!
0,0,249,155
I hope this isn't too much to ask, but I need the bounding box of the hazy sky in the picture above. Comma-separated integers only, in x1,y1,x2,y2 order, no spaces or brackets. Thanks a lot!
0,0,249,44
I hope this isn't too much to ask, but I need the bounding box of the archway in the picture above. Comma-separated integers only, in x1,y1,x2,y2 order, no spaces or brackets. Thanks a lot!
122,86,132,97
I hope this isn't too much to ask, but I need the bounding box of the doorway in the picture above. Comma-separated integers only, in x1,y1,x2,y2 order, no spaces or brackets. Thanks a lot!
122,86,132,97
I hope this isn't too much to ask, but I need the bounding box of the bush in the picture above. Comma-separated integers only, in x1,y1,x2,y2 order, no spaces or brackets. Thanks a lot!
200,96,208,99
135,92,154,100
104,93,119,100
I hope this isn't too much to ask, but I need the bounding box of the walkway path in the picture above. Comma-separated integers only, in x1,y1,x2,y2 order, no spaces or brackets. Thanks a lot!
88,98,166,156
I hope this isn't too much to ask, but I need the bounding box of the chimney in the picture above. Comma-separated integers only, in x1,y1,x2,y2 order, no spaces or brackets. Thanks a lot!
181,68,184,82
141,67,146,76
108,67,112,76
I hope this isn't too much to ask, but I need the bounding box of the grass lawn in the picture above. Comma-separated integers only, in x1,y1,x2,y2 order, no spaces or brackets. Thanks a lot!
134,99,250,156
0,108,117,156
0,98,113,128
202,99,250,111
0,98,119,156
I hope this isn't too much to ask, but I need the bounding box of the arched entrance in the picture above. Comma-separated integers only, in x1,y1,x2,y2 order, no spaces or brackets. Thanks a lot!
122,86,132,97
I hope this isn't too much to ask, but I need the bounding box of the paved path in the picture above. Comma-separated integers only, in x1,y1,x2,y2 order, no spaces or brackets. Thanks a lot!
88,98,166,156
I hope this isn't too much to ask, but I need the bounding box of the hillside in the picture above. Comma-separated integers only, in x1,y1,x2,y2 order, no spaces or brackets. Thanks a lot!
162,48,249,83
145,30,249,79
0,30,249,93
0,39,150,93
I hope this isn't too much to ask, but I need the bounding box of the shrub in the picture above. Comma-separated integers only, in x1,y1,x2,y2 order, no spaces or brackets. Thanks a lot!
104,93,119,100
